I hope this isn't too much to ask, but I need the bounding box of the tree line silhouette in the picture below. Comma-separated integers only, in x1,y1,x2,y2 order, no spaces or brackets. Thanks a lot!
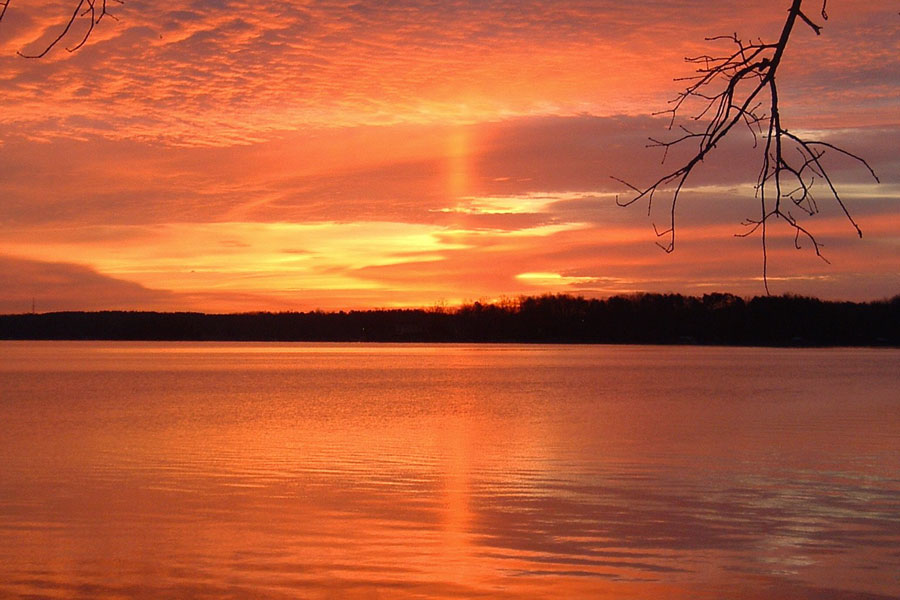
2,293,897,346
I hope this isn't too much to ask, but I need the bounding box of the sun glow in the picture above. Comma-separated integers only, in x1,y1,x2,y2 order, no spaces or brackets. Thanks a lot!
446,127,471,201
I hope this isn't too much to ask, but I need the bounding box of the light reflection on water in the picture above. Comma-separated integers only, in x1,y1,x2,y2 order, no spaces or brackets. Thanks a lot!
1,342,899,599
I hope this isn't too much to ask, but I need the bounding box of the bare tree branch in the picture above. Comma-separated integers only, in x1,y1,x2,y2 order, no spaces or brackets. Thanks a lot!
615,0,879,293
0,0,122,58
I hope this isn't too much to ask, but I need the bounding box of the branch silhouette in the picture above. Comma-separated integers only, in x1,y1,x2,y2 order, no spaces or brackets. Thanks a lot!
615,0,879,292
0,0,122,58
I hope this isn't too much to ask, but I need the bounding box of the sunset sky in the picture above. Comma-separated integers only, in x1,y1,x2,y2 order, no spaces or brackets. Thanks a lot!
1,0,897,312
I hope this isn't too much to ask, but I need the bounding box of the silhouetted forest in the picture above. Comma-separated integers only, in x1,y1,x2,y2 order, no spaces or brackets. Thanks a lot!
1,293,898,346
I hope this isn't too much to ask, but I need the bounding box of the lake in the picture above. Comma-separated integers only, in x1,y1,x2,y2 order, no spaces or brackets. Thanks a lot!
1,342,898,599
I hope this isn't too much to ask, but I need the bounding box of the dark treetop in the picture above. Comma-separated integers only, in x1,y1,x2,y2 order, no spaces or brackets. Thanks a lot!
2,293,898,346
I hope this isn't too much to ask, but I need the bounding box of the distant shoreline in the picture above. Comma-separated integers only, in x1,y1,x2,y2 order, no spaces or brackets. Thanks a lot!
2,293,898,347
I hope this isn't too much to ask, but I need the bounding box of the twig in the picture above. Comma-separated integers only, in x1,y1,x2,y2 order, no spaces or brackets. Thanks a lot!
613,0,878,292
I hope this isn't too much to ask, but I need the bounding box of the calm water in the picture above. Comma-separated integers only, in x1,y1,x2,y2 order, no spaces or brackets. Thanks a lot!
1,342,898,599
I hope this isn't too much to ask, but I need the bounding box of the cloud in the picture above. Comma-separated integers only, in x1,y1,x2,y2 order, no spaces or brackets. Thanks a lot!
515,272,608,287
1,112,897,309
0,255,176,313
434,193,567,216
1,1,895,145
6,115,893,230
1,1,897,312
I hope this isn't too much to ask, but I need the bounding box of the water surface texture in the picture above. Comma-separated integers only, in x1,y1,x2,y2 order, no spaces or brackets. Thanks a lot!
2,342,899,599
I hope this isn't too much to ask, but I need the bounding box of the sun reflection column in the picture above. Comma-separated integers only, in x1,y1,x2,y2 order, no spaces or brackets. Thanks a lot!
439,416,477,584
445,127,472,202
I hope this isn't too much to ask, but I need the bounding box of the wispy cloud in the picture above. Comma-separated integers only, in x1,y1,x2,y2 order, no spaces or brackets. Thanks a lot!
1,1,895,145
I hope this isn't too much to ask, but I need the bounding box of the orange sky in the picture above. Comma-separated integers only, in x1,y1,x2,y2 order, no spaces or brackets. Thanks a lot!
1,0,897,312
